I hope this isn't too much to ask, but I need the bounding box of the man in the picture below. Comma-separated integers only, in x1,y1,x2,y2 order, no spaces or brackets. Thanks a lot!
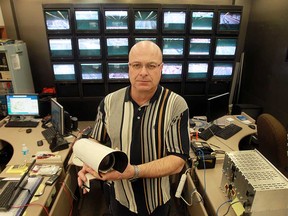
78,41,190,215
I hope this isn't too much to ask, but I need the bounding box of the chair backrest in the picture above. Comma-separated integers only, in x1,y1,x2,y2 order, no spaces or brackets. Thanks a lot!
257,113,288,176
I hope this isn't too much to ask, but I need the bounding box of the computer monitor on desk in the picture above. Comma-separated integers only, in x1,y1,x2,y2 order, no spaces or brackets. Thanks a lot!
206,92,229,123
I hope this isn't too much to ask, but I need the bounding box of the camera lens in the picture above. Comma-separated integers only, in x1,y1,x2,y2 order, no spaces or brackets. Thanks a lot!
99,153,115,173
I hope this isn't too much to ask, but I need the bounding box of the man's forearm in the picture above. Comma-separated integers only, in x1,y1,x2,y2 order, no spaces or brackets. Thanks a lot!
137,155,185,178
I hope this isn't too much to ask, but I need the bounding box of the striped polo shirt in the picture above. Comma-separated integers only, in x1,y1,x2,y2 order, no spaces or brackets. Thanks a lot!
91,85,190,214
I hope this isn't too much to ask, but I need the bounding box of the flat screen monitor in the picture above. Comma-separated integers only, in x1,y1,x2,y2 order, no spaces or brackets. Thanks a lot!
80,63,103,80
108,63,129,80
135,37,157,44
51,98,64,136
163,11,186,31
206,92,229,122
218,11,241,32
52,63,76,81
44,9,70,31
106,38,129,57
187,62,209,79
75,10,99,31
105,10,128,30
191,11,214,31
6,94,39,116
215,38,237,57
49,38,73,58
189,38,211,57
78,38,101,57
162,62,182,80
134,10,157,30
212,62,234,78
162,38,184,56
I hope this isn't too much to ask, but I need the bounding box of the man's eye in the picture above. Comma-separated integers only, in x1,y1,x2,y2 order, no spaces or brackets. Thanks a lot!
147,64,157,70
133,64,142,69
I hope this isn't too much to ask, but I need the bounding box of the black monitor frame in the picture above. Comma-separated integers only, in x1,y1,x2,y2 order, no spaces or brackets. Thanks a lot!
214,37,238,59
188,36,213,59
105,37,130,59
74,8,101,33
79,62,103,82
48,36,74,59
206,92,230,122
211,61,235,80
76,36,102,59
162,36,185,59
161,7,188,34
216,9,242,35
190,9,215,34
107,61,129,82
52,62,77,82
43,8,72,35
133,7,160,34
103,6,130,33
161,61,183,82
187,61,210,81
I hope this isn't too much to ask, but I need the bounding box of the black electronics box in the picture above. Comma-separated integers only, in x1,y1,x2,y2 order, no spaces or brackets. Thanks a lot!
197,154,216,169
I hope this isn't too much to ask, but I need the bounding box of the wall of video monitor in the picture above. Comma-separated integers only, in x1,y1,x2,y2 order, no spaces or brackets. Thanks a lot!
43,4,242,98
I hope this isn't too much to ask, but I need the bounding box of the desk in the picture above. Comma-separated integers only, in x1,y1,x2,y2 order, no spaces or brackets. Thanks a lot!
191,115,257,216
0,120,94,216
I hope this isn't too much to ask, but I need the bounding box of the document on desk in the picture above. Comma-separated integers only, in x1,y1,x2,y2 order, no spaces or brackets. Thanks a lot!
1,176,42,216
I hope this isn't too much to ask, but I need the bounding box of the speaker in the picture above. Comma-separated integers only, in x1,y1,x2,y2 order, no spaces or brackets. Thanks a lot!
64,111,72,135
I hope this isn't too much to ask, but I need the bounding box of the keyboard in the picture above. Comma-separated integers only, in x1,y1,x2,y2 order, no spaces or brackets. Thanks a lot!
0,181,18,211
216,124,242,140
5,121,39,128
41,127,57,144
198,124,222,141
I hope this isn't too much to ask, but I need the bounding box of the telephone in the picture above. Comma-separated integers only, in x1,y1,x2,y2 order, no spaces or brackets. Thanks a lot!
191,141,214,155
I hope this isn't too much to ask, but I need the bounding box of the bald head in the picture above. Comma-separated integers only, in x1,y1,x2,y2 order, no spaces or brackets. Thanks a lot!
129,41,162,63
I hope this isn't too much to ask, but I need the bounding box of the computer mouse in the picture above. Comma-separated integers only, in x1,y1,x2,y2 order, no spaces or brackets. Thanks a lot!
198,128,205,132
26,128,32,133
248,124,256,130
37,140,43,146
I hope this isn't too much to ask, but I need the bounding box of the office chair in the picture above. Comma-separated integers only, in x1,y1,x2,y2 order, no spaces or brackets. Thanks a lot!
256,113,288,177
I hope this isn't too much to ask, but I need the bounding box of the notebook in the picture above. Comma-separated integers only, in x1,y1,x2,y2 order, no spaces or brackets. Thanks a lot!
0,159,36,211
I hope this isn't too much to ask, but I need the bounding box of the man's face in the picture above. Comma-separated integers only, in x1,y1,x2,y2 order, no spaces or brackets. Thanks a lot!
128,47,163,94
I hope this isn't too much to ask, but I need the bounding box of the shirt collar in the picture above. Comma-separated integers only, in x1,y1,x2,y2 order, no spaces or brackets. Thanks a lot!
124,85,162,105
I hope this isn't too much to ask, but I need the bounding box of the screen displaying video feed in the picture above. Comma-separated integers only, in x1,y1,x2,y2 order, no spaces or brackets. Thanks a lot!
105,10,128,30
187,62,209,79
215,38,237,56
135,10,157,30
108,63,129,80
191,11,214,31
135,37,157,44
212,62,234,78
189,38,211,56
53,63,76,81
162,38,184,56
78,38,101,57
75,10,99,31
163,11,186,31
218,11,241,31
49,38,73,58
80,63,103,80
106,38,129,57
162,63,182,80
44,9,70,31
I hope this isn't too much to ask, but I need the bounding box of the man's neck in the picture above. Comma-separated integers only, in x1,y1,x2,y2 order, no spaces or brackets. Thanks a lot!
130,89,156,106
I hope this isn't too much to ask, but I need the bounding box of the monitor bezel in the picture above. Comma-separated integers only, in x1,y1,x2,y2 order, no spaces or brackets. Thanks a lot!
162,36,185,59
5,94,40,117
214,37,238,59
216,10,242,35
48,37,74,60
161,61,183,82
74,8,101,33
206,92,230,122
51,98,65,136
76,36,102,59
105,37,130,59
79,62,103,82
52,62,77,82
162,8,188,33
133,8,159,34
44,8,72,35
107,61,129,82
103,8,130,33
186,61,210,81
212,61,235,80
188,36,213,59
190,10,215,34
